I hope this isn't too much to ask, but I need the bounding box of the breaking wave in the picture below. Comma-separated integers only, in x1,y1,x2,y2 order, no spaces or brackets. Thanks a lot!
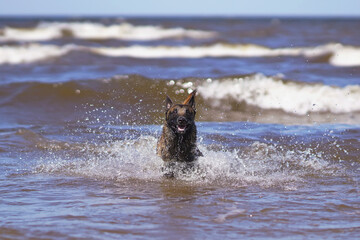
89,43,360,67
0,21,216,42
1,42,360,67
0,44,77,64
195,74,360,115
0,74,360,123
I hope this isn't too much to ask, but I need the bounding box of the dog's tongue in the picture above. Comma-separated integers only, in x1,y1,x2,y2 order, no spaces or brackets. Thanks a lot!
177,125,186,132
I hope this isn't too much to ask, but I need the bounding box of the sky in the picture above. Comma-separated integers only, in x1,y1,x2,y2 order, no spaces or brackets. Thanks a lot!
0,0,359,17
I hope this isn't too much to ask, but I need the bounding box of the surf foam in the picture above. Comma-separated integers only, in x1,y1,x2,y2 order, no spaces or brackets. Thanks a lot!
90,43,360,67
0,44,76,64
2,42,359,67
0,22,216,42
328,46,360,67
196,74,360,115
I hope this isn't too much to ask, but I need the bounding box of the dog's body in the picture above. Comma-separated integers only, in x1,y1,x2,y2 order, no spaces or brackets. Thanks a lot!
157,90,202,167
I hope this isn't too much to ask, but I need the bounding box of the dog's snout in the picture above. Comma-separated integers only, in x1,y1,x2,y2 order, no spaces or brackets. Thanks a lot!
177,116,187,125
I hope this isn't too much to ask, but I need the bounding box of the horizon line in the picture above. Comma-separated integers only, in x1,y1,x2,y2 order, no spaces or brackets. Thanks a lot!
0,13,360,19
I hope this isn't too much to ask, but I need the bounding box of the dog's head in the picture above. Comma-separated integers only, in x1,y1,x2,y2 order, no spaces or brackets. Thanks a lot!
165,90,197,135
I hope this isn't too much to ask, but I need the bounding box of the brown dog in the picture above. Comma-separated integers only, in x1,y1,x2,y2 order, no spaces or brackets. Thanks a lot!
157,90,203,176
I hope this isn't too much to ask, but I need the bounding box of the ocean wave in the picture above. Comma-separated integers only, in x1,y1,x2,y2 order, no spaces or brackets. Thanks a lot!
0,21,216,42
1,74,359,119
195,74,360,115
328,46,360,67
90,43,360,67
0,44,78,64
1,43,360,67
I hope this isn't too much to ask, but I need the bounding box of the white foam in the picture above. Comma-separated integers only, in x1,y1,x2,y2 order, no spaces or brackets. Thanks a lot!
328,46,360,67
90,43,276,58
1,42,359,67
196,74,360,115
0,22,216,42
0,26,62,41
90,43,341,58
90,43,360,67
0,44,76,64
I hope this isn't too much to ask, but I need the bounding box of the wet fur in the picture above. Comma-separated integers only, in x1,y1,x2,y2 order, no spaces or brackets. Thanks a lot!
157,90,203,168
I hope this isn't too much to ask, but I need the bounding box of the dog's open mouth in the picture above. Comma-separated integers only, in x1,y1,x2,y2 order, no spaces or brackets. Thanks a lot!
177,124,187,133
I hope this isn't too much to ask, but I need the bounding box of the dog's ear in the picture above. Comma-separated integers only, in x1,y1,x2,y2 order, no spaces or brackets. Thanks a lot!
165,95,173,111
183,90,197,110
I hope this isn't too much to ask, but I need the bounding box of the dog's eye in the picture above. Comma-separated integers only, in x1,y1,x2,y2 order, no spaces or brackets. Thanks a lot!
173,109,178,113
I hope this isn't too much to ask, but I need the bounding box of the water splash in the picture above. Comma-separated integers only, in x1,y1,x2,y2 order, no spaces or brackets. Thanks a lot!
33,133,343,190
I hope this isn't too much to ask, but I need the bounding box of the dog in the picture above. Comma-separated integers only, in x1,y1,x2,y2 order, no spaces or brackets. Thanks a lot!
157,90,203,177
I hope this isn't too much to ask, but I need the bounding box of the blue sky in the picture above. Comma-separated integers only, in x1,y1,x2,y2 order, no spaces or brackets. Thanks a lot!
0,0,359,17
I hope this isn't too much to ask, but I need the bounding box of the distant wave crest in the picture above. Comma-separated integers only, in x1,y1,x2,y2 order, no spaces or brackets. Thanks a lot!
0,21,216,42
1,43,360,67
